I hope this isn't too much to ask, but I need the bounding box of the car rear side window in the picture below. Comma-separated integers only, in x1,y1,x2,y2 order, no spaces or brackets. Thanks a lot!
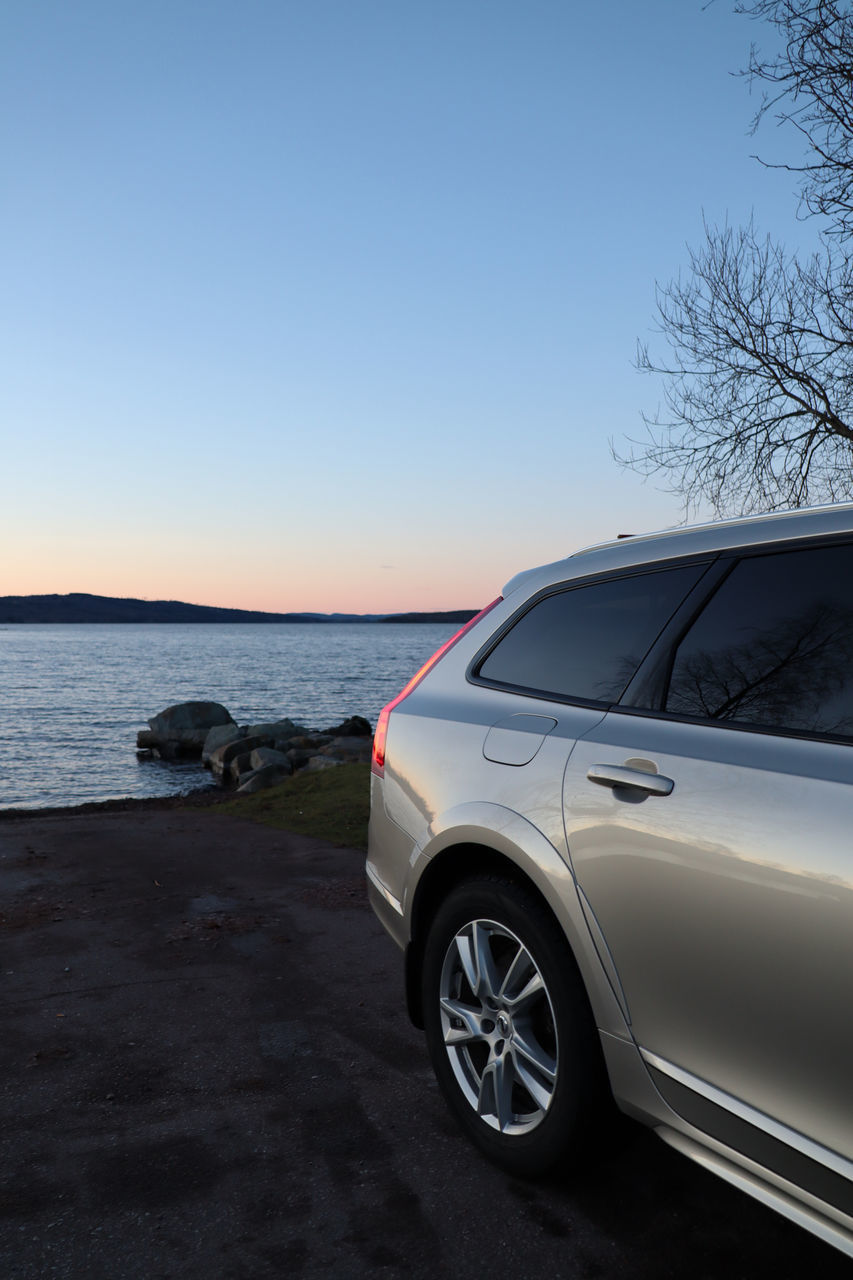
666,542,853,739
475,565,703,705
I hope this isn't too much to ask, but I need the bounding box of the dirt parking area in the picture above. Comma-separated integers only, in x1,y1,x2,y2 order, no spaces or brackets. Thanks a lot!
0,805,848,1278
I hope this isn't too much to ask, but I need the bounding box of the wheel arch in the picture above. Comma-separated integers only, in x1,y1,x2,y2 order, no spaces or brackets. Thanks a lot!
406,842,535,1027
403,810,629,1042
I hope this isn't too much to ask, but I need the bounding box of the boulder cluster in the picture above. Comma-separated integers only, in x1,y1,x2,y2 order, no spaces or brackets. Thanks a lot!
136,701,372,794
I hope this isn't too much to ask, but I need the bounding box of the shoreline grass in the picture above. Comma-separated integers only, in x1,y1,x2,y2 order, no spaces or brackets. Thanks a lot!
214,762,371,849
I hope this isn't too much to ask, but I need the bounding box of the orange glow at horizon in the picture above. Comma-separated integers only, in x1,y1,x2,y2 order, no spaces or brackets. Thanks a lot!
2,535,504,616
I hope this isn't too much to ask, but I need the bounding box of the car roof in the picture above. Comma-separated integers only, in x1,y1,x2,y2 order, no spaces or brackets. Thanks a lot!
501,502,853,599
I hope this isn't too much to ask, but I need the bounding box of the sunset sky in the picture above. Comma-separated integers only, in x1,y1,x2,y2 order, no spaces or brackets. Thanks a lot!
2,2,806,613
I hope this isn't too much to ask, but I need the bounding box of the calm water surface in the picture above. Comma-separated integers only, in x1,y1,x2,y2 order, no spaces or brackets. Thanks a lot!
0,623,459,810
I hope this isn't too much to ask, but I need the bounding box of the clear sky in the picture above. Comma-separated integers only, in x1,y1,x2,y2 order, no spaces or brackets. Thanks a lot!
1,1,806,613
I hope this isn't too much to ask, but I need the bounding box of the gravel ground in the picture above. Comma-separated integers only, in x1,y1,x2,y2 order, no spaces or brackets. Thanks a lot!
0,803,849,1279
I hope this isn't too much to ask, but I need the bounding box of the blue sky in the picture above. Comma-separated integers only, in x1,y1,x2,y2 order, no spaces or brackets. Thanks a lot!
1,1,806,612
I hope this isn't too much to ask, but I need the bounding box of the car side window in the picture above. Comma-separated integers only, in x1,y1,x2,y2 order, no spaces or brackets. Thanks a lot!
475,565,704,705
666,542,853,739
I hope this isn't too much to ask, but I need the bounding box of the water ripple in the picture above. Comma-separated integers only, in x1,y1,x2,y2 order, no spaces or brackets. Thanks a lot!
0,622,457,809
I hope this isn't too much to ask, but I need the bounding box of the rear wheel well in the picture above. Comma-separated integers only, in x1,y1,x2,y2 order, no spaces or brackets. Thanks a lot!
405,843,569,1028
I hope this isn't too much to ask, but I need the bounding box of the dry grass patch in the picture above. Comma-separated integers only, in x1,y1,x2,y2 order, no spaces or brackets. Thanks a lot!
215,762,370,849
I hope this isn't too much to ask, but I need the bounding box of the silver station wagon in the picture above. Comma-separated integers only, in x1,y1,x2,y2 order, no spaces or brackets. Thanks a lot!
366,504,853,1258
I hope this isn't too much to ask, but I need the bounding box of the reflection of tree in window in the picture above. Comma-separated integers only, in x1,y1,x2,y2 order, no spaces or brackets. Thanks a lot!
597,652,643,702
667,601,853,737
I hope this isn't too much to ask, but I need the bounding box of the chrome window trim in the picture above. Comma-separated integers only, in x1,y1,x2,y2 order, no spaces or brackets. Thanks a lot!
606,701,853,749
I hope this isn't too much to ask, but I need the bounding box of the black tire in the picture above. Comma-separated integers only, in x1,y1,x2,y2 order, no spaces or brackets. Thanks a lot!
422,875,604,1178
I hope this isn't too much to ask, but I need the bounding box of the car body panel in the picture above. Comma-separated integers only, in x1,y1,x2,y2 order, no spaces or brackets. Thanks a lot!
563,711,853,1163
366,501,853,1256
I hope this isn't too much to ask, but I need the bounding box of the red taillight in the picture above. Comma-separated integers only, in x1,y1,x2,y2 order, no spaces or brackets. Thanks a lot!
371,597,503,777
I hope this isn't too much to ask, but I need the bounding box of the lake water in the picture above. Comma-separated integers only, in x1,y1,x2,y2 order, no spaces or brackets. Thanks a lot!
0,623,459,811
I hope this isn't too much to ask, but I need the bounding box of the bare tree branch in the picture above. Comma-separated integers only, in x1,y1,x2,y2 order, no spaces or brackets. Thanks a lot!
623,3,853,516
737,1,853,236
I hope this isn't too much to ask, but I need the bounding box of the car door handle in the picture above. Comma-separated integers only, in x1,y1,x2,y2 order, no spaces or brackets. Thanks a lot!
587,764,674,796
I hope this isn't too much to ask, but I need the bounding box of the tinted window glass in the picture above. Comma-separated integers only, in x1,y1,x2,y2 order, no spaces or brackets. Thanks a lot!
477,566,702,703
666,543,853,738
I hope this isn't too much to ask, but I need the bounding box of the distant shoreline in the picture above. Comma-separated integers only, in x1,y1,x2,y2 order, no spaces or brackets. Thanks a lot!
0,593,478,626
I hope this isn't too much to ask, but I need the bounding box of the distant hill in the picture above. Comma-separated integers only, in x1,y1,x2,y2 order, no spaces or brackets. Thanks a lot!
0,593,479,625
381,610,478,624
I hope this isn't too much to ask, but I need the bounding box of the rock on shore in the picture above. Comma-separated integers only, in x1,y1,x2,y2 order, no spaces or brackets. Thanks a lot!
137,702,372,793
136,701,235,760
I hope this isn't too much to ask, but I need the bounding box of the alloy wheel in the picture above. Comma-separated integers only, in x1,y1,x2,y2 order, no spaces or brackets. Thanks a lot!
438,917,558,1135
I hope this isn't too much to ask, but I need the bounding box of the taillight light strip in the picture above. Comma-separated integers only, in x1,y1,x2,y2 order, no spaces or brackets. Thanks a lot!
370,597,503,777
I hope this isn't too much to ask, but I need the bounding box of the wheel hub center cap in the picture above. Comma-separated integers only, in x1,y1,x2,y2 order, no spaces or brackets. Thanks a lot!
496,1011,512,1037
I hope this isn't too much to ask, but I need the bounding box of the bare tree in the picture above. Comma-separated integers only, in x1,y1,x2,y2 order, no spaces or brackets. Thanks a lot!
740,0,853,237
624,1,853,515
